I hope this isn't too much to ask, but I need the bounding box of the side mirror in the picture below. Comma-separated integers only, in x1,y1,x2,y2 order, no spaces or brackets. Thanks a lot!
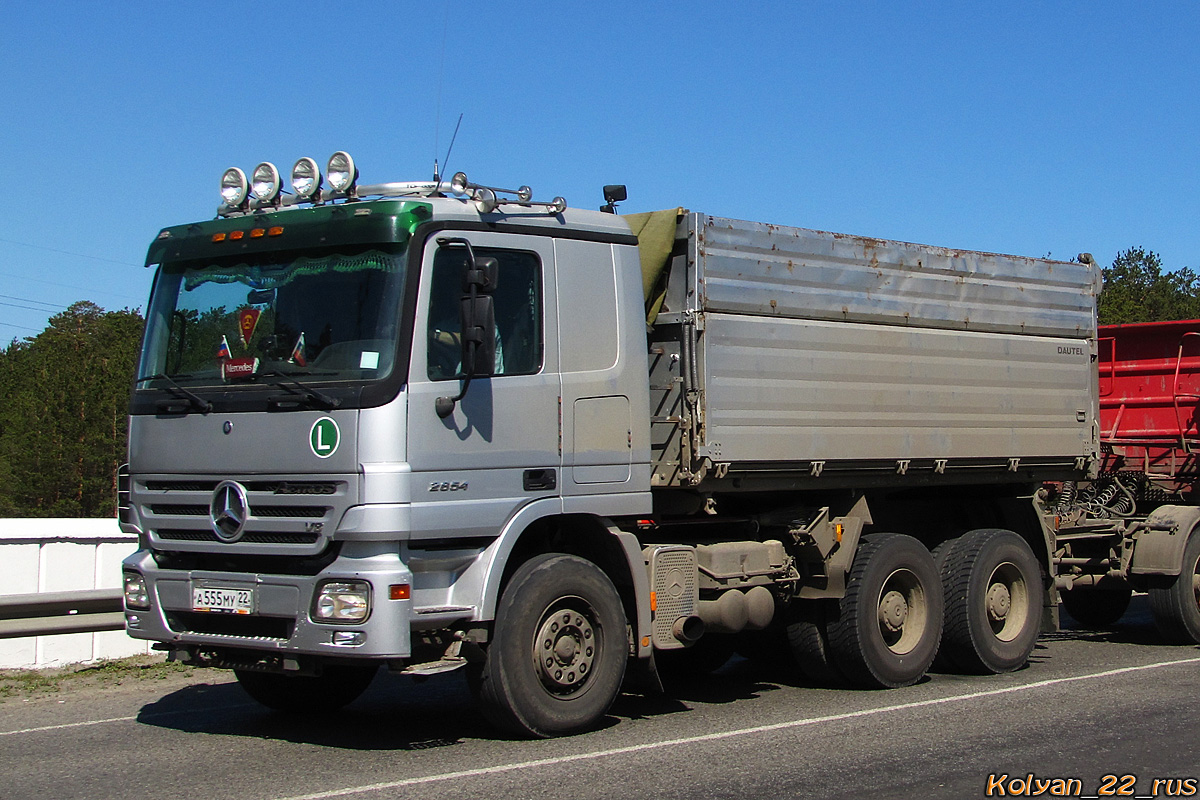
459,293,496,375
464,256,499,293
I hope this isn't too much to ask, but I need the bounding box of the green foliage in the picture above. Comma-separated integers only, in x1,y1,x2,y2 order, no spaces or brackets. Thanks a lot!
0,302,144,517
1098,247,1200,325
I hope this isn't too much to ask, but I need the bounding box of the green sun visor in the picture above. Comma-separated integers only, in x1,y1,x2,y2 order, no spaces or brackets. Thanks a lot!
144,200,433,266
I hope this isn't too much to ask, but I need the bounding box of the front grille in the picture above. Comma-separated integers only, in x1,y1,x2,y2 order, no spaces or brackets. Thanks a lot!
146,480,219,492
157,529,321,545
153,542,342,576
151,504,208,516
251,505,328,518
150,503,328,519
167,611,294,640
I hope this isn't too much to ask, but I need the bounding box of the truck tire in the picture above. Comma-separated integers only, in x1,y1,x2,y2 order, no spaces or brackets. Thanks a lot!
470,553,627,738
785,600,844,687
824,534,943,688
929,536,961,672
1149,529,1200,644
1060,584,1132,628
234,664,377,713
940,529,1041,673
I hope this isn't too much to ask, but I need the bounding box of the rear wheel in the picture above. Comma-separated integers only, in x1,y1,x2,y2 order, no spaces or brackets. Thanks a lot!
1060,584,1133,629
785,600,844,686
825,534,943,688
234,664,377,713
940,529,1042,673
1149,530,1200,644
470,553,627,738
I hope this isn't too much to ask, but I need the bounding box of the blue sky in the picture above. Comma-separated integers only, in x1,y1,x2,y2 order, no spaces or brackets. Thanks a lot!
3,2,1199,341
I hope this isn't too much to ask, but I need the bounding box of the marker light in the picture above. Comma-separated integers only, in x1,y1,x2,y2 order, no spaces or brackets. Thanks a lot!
221,167,249,207
250,162,281,203
327,151,357,194
291,157,322,200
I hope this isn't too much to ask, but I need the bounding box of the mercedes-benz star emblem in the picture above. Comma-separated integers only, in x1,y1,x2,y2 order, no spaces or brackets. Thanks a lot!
210,480,250,542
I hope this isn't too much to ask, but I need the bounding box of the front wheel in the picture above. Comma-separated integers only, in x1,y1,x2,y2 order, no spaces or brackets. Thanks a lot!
471,553,627,738
234,664,377,713
1149,529,1200,644
825,534,943,688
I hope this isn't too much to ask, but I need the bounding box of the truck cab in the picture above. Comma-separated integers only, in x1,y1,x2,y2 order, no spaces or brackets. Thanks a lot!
122,155,654,733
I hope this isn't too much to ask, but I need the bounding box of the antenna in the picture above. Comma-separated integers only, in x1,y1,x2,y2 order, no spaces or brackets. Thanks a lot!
435,113,463,185
432,1,451,181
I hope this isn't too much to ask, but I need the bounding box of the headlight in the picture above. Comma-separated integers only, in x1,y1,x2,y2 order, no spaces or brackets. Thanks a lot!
123,572,149,609
327,151,357,194
220,167,248,207
291,157,322,200
313,580,370,622
250,162,281,203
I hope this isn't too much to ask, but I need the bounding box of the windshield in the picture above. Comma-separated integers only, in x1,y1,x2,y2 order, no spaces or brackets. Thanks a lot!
137,244,408,389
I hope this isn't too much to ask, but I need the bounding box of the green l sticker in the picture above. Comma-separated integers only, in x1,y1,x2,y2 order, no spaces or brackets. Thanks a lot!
310,417,340,458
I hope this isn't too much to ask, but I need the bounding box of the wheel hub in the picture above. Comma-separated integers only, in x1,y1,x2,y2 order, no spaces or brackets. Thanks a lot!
536,609,596,693
986,583,1011,623
879,590,909,633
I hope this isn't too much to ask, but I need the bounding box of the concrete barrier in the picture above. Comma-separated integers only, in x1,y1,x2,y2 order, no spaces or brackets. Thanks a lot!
0,519,150,669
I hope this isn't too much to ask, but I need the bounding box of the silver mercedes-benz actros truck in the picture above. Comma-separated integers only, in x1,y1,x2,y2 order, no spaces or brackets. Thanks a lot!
120,152,1198,738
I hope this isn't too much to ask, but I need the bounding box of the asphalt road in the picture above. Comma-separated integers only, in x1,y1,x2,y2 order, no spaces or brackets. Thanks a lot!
3,598,1199,800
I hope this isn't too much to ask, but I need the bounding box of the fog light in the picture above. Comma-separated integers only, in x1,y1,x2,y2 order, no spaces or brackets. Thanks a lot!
250,162,281,203
220,167,249,207
327,151,357,194
123,572,149,609
291,156,322,200
332,631,366,646
313,580,370,622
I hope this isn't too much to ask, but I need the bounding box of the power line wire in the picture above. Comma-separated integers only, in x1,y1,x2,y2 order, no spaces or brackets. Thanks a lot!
0,235,142,268
0,269,145,304
0,292,64,309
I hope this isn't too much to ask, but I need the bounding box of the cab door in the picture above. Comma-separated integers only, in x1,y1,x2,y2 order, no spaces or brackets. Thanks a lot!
406,231,561,544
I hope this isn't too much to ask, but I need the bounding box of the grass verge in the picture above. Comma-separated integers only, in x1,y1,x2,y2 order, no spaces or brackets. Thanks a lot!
0,654,211,701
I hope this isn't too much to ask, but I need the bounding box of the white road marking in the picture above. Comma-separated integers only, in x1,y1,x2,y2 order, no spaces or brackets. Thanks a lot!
273,657,1200,800
0,703,252,737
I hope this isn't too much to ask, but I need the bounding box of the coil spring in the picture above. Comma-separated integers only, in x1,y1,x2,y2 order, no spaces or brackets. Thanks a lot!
1055,480,1078,513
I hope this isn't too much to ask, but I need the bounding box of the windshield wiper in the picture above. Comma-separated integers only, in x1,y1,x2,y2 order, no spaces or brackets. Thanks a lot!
257,370,342,410
138,373,213,414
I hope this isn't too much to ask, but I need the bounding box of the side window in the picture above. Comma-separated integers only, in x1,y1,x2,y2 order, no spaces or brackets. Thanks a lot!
426,247,542,380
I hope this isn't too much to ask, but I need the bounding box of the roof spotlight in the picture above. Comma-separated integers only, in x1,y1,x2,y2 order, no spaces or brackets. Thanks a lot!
250,162,282,203
327,151,357,195
221,167,249,207
291,157,322,200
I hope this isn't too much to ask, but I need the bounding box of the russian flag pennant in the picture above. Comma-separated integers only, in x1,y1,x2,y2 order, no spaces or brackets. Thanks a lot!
289,332,307,367
217,335,232,360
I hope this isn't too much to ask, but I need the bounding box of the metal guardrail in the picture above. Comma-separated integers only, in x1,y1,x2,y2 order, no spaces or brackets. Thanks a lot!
0,589,125,639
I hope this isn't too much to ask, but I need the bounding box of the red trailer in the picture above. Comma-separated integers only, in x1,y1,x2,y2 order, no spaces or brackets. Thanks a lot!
1099,319,1200,494
1044,319,1200,639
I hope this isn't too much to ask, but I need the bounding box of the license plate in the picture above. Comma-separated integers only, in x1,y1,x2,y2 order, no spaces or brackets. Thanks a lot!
192,585,254,615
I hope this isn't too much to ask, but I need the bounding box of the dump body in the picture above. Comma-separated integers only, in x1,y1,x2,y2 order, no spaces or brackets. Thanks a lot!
648,213,1102,489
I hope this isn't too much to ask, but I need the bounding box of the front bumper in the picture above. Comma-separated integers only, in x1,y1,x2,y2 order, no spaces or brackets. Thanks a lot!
122,542,415,659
